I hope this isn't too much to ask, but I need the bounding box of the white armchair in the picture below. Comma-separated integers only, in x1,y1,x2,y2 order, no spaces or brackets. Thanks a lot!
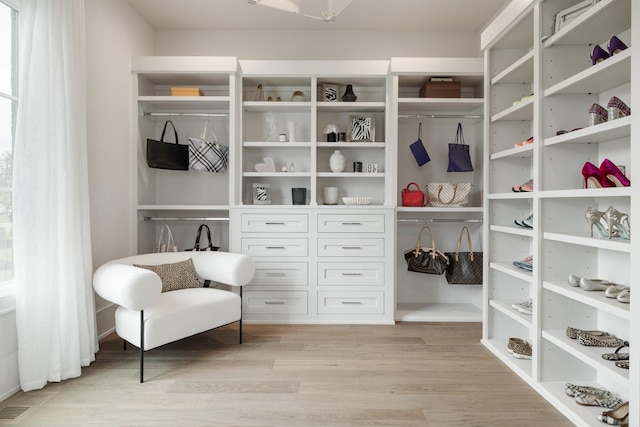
93,251,254,382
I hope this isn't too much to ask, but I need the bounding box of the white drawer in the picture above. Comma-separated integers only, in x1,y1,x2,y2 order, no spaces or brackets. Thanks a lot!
243,291,308,315
317,238,384,257
317,214,385,233
242,238,308,257
251,262,308,286
241,214,308,233
317,262,384,286
317,291,384,314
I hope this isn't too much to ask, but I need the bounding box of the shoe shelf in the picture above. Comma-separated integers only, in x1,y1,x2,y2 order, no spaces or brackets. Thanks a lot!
544,116,632,147
543,281,631,320
487,192,533,200
489,299,532,327
490,97,534,122
490,262,533,283
544,49,630,97
543,232,630,253
539,187,631,199
543,330,630,386
489,144,533,161
543,0,631,48
482,338,533,380
489,224,533,237
490,50,534,86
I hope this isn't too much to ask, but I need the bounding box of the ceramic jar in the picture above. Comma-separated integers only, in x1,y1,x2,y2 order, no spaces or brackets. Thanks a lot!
329,150,345,172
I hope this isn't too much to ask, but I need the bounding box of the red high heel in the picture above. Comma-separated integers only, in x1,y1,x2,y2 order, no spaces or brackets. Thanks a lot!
600,159,630,187
582,161,603,188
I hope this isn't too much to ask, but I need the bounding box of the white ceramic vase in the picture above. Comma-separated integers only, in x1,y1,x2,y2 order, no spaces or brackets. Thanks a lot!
329,150,345,173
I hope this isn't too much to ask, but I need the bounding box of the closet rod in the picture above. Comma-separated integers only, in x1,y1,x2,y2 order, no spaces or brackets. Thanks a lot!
143,216,229,222
397,218,482,223
398,114,482,119
144,112,229,117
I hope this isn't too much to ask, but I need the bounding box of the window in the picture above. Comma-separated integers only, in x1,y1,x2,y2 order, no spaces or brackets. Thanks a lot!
0,0,18,285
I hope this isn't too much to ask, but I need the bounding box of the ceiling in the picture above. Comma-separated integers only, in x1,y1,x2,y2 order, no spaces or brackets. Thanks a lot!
126,0,508,32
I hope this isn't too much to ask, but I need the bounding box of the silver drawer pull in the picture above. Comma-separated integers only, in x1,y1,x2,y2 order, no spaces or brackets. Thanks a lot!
341,272,363,276
265,222,286,225
342,222,363,226
265,272,286,277
341,246,362,250
266,246,286,249
341,301,363,305
265,301,285,305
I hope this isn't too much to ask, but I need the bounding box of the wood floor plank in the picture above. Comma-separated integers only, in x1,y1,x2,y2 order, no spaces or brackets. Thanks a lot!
0,323,573,427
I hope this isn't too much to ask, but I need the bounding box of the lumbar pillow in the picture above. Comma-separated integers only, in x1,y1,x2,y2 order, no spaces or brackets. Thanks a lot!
134,258,201,292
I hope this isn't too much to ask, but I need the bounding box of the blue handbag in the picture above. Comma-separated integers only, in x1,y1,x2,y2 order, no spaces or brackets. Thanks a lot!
447,123,473,172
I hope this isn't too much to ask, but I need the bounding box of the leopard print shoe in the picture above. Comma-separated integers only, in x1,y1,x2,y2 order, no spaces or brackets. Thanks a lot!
575,392,623,409
577,331,624,347
565,383,613,398
566,326,610,339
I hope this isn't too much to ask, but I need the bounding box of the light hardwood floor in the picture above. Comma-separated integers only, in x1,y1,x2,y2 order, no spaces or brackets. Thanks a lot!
1,322,572,426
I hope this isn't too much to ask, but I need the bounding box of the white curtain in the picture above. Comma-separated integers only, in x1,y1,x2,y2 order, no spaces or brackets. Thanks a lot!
13,0,97,391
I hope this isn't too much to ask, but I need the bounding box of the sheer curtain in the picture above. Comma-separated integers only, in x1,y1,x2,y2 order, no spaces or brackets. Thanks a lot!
13,0,97,391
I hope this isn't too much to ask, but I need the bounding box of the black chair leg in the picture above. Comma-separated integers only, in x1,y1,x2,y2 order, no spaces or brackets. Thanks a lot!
140,310,145,383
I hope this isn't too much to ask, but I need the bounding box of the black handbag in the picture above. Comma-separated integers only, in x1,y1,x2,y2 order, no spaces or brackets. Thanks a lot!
146,120,189,170
447,123,473,172
445,226,483,285
185,224,221,252
403,225,449,275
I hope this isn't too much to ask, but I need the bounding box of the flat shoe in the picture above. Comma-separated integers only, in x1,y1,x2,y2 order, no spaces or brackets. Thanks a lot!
602,342,630,361
605,285,628,299
566,326,609,340
579,277,614,291
564,383,613,398
615,361,629,369
617,289,630,303
574,393,623,409
577,331,624,348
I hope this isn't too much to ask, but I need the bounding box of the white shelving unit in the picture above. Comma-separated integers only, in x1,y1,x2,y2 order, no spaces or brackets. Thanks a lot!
482,0,637,425
132,56,238,253
390,57,485,322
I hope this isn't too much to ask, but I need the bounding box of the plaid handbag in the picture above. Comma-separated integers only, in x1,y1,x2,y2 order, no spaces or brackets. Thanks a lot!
188,121,229,173
445,226,483,285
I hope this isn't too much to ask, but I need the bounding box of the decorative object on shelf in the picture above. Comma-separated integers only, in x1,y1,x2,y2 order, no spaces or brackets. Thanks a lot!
287,121,297,142
324,124,339,142
146,120,189,171
607,96,631,121
366,163,378,173
552,0,599,35
403,225,449,275
322,83,339,102
342,196,371,205
185,224,220,253
323,187,338,205
425,182,471,207
289,162,295,173
353,161,362,172
254,157,276,172
171,87,203,96
254,83,264,101
447,123,473,172
410,122,430,166
252,183,271,205
341,84,357,102
279,133,287,142
348,114,374,142
265,112,278,141
420,78,461,98
281,161,288,172
608,35,628,56
153,224,177,253
188,121,229,173
445,226,483,285
329,149,346,172
339,132,346,141
290,91,305,102
401,182,427,207
291,187,306,205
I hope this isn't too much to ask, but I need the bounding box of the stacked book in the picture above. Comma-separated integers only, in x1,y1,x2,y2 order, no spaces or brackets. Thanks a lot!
171,87,204,96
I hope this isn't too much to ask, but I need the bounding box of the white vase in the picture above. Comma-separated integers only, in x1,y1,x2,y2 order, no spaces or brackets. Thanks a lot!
287,122,296,142
329,150,345,173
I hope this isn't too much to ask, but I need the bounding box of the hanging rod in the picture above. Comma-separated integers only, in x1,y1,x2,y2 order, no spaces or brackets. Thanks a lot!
144,112,229,117
397,218,483,223
144,216,229,222
398,114,483,119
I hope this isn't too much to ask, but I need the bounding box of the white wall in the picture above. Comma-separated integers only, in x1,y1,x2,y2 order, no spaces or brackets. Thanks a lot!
154,29,481,59
0,0,153,403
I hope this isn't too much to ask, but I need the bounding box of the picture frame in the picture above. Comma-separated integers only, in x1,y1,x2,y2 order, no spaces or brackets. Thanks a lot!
347,114,375,142
322,83,340,102
252,183,271,205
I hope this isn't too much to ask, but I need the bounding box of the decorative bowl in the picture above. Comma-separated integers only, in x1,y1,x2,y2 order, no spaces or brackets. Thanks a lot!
342,197,372,205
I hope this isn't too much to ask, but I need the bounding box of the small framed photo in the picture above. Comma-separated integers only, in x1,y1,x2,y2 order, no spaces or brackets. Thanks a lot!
322,83,340,102
252,183,271,205
348,114,375,142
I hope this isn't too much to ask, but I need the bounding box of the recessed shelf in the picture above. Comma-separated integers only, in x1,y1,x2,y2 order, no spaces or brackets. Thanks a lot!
490,225,533,237
243,142,312,148
489,262,533,282
243,101,311,112
489,299,532,327
317,142,385,148
316,172,385,178
543,281,630,320
481,339,533,380
317,101,385,112
543,231,630,252
396,206,484,213
490,97,534,122
544,116,631,146
491,50,534,85
242,172,312,178
540,187,631,199
137,205,230,211
490,144,533,160
397,98,484,114
138,96,230,112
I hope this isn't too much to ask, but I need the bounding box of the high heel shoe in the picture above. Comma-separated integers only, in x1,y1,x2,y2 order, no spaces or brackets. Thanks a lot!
607,96,631,121
588,103,608,126
608,35,628,56
582,161,604,188
585,207,619,238
591,44,610,65
597,401,629,425
603,206,631,240
600,159,630,187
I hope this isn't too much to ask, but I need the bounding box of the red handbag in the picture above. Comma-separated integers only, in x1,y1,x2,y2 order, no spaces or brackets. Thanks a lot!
401,182,427,207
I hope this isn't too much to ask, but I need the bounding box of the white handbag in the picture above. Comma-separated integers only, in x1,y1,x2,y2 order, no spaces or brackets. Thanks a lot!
425,182,472,207
153,224,178,253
